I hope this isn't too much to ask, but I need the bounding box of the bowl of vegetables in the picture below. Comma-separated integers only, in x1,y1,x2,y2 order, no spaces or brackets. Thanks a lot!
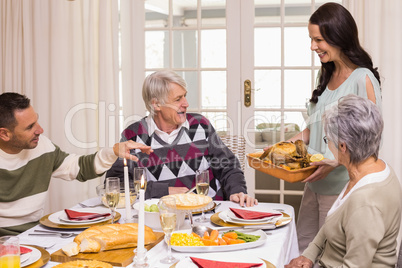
133,199,186,231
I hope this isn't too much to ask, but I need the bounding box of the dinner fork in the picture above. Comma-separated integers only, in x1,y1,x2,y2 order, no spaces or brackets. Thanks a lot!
29,230,77,238
29,233,75,238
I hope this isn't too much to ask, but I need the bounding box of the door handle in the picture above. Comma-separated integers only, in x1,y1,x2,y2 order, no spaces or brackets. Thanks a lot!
244,79,251,107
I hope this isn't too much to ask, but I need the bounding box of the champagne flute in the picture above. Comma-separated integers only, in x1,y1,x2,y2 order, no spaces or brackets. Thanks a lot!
134,167,148,194
105,177,120,224
158,196,178,264
195,170,209,223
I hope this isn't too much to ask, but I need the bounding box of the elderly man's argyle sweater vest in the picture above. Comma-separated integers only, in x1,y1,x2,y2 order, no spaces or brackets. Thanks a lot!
123,113,224,200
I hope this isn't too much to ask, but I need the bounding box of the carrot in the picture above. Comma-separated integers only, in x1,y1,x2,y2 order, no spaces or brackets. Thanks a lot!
192,232,201,239
223,231,238,239
202,231,210,240
210,239,219,246
201,238,212,246
201,238,218,246
222,236,234,244
228,239,246,245
218,238,227,245
209,229,219,241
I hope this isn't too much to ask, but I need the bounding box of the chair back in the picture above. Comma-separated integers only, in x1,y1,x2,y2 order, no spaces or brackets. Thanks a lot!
219,135,246,172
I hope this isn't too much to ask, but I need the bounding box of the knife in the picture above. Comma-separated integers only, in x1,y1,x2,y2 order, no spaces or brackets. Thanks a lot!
185,186,197,194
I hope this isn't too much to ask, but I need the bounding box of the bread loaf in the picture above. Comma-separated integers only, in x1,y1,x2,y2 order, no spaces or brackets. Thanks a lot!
53,260,112,268
62,223,157,256
61,242,79,257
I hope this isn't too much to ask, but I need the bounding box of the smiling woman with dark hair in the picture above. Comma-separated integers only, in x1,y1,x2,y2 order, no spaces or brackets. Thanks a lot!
286,94,401,267
276,2,385,253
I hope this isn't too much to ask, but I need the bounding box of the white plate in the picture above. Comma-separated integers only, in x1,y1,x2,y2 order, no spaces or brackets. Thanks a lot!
227,209,282,223
20,252,31,264
171,230,267,253
48,207,111,225
175,253,266,268
59,214,106,224
20,246,41,267
219,210,282,226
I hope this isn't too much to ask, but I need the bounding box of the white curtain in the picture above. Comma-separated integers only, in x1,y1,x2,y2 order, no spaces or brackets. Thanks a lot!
119,0,147,129
0,0,120,214
344,0,402,254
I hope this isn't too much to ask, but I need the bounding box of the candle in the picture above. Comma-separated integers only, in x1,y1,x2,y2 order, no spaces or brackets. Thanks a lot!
137,174,145,255
123,158,132,221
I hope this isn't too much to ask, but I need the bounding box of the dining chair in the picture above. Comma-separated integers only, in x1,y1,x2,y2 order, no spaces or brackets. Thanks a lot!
219,135,246,172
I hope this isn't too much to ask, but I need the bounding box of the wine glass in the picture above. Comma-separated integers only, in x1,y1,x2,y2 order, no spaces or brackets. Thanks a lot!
105,177,120,224
195,170,209,223
134,167,148,193
158,196,177,264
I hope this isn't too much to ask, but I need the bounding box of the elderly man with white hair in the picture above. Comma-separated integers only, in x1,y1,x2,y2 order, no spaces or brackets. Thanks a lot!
107,70,257,207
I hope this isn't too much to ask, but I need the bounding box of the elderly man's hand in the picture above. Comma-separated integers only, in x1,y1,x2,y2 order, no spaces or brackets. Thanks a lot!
113,140,153,161
230,192,258,207
285,256,313,268
168,187,189,195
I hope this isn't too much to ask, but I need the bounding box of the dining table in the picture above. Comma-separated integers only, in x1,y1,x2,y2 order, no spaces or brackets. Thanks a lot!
17,197,299,268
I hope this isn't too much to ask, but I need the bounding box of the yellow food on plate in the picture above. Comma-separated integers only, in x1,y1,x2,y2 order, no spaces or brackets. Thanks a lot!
168,193,212,210
53,260,112,268
171,233,204,246
310,154,324,162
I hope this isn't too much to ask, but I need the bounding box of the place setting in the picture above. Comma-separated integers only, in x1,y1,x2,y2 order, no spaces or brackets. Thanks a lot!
19,245,51,268
39,206,121,229
210,206,292,229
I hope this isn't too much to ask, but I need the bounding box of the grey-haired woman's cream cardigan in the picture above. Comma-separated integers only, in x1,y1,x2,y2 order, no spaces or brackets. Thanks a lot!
303,167,402,267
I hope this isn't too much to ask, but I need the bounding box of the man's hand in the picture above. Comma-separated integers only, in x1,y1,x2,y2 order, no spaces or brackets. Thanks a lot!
285,256,313,268
230,192,258,207
168,187,189,195
113,140,153,161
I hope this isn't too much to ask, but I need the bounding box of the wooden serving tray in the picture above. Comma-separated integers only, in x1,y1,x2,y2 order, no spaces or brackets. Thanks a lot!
247,152,317,183
50,232,164,267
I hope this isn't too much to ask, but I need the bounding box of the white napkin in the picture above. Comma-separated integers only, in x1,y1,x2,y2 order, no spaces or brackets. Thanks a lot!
18,235,57,249
78,197,103,207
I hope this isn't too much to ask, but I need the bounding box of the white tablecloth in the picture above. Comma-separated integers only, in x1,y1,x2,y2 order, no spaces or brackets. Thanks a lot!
18,198,299,268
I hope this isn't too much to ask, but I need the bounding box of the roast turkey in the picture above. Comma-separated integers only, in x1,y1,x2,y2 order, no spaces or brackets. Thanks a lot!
260,140,311,170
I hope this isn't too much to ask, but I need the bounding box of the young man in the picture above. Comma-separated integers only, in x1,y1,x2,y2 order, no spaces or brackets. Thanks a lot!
0,92,152,235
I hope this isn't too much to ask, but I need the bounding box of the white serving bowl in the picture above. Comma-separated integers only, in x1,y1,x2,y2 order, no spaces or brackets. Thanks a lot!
133,199,186,231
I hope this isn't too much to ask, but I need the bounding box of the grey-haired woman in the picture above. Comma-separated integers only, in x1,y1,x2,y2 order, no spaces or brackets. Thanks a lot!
286,94,401,267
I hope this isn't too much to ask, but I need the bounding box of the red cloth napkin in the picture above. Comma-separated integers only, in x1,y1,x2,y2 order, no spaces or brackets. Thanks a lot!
230,208,281,220
190,257,263,268
64,209,110,221
20,246,32,254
